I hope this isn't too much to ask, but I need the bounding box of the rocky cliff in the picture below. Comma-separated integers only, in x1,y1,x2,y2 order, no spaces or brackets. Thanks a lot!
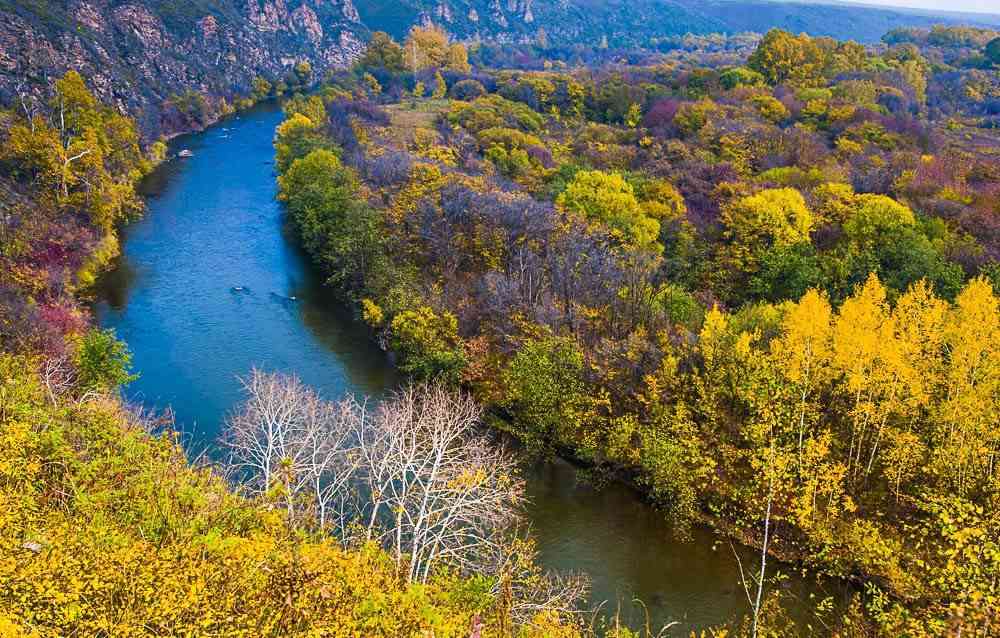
0,0,366,138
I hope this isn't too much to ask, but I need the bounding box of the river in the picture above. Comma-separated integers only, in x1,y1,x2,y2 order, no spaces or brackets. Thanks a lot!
94,101,831,633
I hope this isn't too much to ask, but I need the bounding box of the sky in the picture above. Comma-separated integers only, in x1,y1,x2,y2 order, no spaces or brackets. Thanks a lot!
833,0,999,14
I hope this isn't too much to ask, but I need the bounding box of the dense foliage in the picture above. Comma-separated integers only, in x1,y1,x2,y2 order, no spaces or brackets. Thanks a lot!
275,26,1000,636
0,71,149,354
0,354,583,637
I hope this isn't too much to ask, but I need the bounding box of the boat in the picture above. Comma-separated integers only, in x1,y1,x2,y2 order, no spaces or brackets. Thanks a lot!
178,149,194,158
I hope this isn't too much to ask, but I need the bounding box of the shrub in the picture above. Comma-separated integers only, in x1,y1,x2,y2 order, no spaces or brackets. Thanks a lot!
450,79,487,101
73,328,137,393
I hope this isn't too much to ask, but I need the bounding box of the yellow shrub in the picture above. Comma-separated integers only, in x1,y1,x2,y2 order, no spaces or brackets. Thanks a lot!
0,355,580,637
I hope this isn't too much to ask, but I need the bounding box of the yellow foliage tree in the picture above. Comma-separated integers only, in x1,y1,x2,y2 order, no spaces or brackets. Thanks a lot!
748,28,828,86
446,43,471,73
933,278,1000,494
404,24,450,71
772,288,833,469
432,71,447,99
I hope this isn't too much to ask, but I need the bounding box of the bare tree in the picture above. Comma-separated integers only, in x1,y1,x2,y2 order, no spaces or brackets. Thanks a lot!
38,353,76,406
223,372,526,582
223,372,588,623
357,383,526,584
222,369,359,527
732,438,777,638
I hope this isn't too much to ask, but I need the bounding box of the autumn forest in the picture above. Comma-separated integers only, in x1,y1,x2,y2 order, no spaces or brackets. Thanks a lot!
2,6,1000,638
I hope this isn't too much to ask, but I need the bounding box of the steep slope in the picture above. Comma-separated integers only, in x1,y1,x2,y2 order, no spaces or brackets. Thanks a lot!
0,353,572,636
0,0,366,137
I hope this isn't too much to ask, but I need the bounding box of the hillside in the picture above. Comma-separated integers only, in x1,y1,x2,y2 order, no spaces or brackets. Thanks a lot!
0,352,580,636
2,0,997,139
0,0,366,137
362,0,998,47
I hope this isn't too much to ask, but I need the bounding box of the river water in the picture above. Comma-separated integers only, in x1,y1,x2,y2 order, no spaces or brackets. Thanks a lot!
94,102,829,633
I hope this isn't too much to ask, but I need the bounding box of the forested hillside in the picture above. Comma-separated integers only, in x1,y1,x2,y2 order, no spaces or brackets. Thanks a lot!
355,0,999,46
3,0,997,139
272,24,1000,635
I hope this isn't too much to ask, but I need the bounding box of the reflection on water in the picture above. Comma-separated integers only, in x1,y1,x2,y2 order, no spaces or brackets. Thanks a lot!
94,101,838,634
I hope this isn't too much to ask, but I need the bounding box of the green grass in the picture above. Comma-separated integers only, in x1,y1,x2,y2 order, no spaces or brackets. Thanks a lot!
384,99,450,146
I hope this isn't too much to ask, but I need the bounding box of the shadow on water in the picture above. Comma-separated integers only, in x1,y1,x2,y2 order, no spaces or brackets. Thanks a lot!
93,101,846,634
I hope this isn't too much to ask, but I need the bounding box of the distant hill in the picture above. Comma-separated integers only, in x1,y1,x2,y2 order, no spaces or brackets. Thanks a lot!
360,0,1000,46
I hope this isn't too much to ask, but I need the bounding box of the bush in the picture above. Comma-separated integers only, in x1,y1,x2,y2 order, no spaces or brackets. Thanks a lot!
73,328,137,393
450,79,486,101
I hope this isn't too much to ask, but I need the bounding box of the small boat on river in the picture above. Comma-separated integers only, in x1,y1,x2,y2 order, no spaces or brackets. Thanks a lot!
178,149,194,158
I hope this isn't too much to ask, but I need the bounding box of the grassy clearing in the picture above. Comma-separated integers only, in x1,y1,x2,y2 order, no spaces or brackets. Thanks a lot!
383,99,451,146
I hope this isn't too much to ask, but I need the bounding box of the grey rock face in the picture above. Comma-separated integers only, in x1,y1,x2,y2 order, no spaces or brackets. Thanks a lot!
0,0,363,139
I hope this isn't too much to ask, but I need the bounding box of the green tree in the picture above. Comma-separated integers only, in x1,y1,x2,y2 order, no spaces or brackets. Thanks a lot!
751,94,790,123
557,170,661,250
624,103,642,128
52,71,100,135
12,71,145,232
404,24,450,71
673,99,718,136
748,243,825,302
432,71,447,99
720,66,766,90
986,37,1000,66
722,187,815,251
842,194,916,246
251,76,273,100
446,43,471,73
389,306,466,381
293,60,313,86
273,112,334,173
74,328,138,393
276,148,387,294
362,72,382,97
359,32,405,72
277,149,358,255
501,335,589,449
283,94,327,124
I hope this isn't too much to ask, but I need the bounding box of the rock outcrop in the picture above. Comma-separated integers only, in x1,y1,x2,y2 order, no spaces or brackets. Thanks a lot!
0,0,364,138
